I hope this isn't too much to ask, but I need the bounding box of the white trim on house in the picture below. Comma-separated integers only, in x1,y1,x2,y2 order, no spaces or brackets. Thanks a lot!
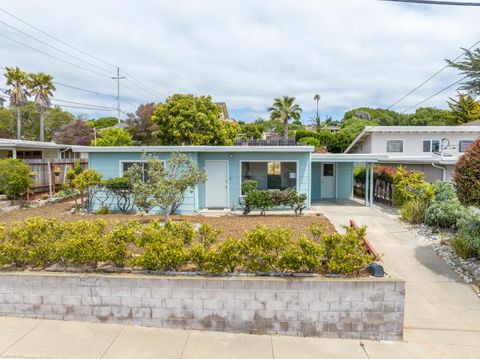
204,160,229,208
73,145,314,153
310,153,384,162
344,126,480,153
238,160,300,199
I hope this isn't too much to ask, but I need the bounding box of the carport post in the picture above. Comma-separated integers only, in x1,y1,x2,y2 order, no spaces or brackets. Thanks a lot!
364,162,370,207
369,161,374,207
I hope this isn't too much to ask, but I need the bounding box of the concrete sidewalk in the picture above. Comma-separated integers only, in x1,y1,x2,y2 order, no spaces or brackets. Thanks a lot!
0,201,479,359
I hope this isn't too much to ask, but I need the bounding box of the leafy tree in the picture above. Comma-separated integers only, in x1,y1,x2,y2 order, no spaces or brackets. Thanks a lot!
406,107,451,126
268,96,302,139
126,103,158,145
4,66,29,139
28,72,55,142
454,138,480,207
53,119,94,145
87,117,119,129
447,47,480,95
129,153,207,221
0,158,34,200
16,103,74,141
0,108,15,138
240,123,262,139
447,92,480,125
152,94,238,145
72,169,102,211
93,128,132,146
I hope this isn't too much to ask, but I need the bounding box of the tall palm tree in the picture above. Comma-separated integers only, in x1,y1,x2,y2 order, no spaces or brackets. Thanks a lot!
4,66,29,139
268,96,302,139
314,94,321,119
28,72,55,142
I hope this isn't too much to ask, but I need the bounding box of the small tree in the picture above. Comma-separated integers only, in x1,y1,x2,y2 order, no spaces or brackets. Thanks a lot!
53,119,94,145
454,138,480,207
72,169,102,211
138,153,206,221
268,96,302,139
0,158,34,201
126,164,156,213
93,128,132,146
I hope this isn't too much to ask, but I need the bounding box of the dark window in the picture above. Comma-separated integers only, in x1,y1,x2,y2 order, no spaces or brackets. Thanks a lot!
323,164,334,176
15,151,42,159
423,139,440,153
459,140,474,152
422,140,430,152
241,161,297,194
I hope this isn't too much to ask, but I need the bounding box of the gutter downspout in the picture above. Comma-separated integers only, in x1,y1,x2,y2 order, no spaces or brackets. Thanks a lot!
432,162,447,182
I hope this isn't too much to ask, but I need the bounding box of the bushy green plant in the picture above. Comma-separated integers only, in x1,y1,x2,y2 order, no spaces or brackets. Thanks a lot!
323,226,373,276
72,169,102,211
104,221,139,266
454,138,480,207
392,167,434,207
400,198,428,224
432,181,457,201
455,216,480,258
96,205,110,214
425,200,471,228
299,137,320,147
213,237,244,273
0,158,34,200
242,225,292,272
281,236,323,272
130,238,187,271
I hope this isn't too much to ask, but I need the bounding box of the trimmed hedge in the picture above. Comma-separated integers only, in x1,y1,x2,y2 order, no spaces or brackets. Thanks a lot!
0,217,373,276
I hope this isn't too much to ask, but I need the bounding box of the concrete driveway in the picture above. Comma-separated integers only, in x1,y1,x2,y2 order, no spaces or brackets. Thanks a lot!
0,201,478,359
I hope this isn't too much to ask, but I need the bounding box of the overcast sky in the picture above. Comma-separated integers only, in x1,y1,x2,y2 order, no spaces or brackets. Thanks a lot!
1,0,479,122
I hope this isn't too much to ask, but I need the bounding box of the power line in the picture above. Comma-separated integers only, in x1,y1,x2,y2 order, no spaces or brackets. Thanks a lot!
52,98,118,110
0,7,117,69
53,82,116,98
381,0,480,5
387,39,480,109
0,33,111,78
121,69,162,98
400,76,466,113
0,18,112,75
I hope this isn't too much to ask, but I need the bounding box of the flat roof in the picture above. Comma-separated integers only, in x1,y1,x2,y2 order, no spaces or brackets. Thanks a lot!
72,145,315,153
0,139,73,150
311,153,387,163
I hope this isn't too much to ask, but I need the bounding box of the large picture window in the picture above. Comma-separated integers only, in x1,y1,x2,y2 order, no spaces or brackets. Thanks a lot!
241,161,297,193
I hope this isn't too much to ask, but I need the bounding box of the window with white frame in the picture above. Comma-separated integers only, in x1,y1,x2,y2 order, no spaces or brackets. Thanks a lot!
386,140,403,153
459,140,474,152
121,161,151,181
422,139,440,153
241,161,297,194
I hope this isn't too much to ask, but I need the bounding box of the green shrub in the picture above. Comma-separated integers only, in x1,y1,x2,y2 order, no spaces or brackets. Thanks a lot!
451,235,477,260
96,205,110,214
131,238,187,271
299,137,320,147
322,226,373,276
0,158,34,200
455,216,480,258
281,236,323,272
400,198,428,224
453,138,480,207
432,181,457,201
425,200,471,228
104,221,139,266
392,167,434,207
242,225,292,272
212,237,244,273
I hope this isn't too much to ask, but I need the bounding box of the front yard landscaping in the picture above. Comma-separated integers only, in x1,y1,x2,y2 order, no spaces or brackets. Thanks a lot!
0,200,377,277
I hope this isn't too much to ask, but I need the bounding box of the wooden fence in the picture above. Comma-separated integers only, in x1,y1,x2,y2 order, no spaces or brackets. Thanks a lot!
354,179,394,206
24,159,88,194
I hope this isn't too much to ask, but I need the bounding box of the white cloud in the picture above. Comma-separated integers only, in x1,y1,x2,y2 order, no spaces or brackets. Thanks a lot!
1,0,478,121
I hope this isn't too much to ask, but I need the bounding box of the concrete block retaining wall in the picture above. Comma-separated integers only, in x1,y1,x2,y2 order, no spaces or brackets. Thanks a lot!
0,273,405,340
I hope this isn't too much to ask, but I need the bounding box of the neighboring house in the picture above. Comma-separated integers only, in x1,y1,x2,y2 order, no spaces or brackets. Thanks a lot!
215,102,237,123
0,139,88,193
344,126,480,182
73,145,380,214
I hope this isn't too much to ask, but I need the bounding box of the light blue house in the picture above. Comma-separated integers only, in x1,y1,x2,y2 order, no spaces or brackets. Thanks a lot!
73,145,379,213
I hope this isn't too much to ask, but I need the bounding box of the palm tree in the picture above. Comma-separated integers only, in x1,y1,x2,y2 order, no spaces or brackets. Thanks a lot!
4,66,29,139
268,96,302,139
28,72,55,142
314,94,321,119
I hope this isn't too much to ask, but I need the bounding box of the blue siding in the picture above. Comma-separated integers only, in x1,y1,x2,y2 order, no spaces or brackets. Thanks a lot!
311,162,322,201
336,162,354,199
88,152,198,214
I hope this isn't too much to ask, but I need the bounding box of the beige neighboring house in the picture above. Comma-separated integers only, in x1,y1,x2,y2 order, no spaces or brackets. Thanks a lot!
344,126,480,182
0,139,87,160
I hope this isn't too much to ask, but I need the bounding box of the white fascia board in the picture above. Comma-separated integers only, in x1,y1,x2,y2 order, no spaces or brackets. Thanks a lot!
366,126,480,133
71,145,315,153
311,153,387,162
343,127,373,153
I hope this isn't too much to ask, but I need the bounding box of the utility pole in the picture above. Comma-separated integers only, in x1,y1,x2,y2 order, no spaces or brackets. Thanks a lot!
111,67,125,123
